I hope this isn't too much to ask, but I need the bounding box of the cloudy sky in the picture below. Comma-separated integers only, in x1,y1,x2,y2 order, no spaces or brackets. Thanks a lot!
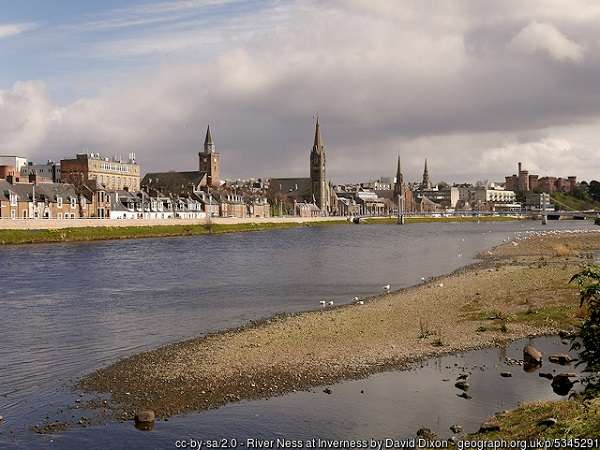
1,0,599,183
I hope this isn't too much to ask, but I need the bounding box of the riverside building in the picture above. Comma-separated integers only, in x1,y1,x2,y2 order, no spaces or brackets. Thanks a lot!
61,152,140,192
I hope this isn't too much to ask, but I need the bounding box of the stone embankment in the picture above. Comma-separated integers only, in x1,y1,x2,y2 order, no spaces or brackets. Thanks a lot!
0,216,345,230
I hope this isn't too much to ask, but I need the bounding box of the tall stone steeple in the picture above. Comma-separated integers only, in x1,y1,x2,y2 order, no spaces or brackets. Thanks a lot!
393,154,404,199
310,116,328,214
204,125,215,153
421,158,431,190
199,124,221,187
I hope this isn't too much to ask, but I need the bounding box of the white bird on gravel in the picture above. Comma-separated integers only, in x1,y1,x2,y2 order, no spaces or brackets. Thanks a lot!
320,300,326,307
353,296,359,301
420,277,426,282
327,301,334,306
357,300,364,305
438,283,444,288
383,284,391,293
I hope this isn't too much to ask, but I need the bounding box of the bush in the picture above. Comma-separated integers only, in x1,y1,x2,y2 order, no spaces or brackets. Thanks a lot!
570,265,600,398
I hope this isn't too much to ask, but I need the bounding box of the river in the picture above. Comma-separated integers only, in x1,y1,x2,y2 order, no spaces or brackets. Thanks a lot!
0,220,593,449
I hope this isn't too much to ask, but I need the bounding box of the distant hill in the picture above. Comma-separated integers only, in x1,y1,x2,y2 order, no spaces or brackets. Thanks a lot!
551,192,600,211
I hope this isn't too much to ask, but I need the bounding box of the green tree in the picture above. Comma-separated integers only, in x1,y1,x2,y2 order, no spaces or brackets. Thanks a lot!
570,265,600,398
589,180,600,202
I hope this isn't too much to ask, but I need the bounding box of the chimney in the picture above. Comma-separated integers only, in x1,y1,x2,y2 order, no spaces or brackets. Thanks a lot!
518,162,522,173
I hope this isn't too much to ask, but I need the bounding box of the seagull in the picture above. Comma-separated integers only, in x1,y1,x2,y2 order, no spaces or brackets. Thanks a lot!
327,301,334,306
320,300,326,307
383,284,391,293
358,300,364,305
438,283,444,288
353,296,359,302
420,277,426,282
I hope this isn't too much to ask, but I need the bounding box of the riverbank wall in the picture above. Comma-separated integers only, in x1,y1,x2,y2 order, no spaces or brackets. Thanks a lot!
0,216,346,230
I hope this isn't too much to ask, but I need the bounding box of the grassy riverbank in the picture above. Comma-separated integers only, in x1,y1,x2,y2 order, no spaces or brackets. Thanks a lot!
0,220,349,245
0,215,530,245
468,397,600,441
78,230,600,423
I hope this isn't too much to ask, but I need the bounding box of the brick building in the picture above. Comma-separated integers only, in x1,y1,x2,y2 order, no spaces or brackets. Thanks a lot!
61,153,140,192
505,162,576,194
0,179,82,219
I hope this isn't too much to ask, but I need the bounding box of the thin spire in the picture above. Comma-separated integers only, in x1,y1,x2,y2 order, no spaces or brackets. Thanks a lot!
204,125,215,153
396,154,402,182
422,158,431,189
394,153,404,196
313,115,323,149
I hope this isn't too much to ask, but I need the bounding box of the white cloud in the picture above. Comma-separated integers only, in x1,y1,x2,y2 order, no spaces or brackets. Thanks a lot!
0,81,52,154
0,22,36,39
3,1,600,183
509,21,584,62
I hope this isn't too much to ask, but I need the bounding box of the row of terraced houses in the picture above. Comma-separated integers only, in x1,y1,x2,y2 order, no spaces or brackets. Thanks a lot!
0,126,271,220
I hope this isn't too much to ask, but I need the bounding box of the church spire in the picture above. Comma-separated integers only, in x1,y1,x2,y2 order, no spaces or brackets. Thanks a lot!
395,154,403,186
313,116,323,151
394,153,404,198
204,125,215,153
310,115,328,214
421,158,431,189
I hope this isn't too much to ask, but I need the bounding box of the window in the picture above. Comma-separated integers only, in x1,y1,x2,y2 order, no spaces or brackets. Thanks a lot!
10,209,16,219
57,213,63,220
57,197,63,208
71,197,76,209
22,210,28,219
9,192,17,206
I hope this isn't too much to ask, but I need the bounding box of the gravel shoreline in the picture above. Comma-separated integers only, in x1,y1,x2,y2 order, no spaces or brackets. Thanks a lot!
78,229,600,423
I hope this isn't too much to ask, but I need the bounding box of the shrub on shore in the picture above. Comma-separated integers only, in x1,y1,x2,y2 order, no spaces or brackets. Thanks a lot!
570,265,600,398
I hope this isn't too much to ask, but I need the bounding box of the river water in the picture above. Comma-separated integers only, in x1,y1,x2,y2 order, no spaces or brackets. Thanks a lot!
0,220,593,449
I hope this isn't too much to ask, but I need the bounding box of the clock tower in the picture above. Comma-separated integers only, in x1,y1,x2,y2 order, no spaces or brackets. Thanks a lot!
199,125,221,187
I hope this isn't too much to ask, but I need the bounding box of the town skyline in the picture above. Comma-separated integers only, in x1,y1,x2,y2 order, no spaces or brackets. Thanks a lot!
1,1,600,182
0,119,589,188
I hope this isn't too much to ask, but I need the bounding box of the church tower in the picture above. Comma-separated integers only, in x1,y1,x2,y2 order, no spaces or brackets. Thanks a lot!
393,154,404,200
310,117,328,214
421,158,431,190
199,125,221,187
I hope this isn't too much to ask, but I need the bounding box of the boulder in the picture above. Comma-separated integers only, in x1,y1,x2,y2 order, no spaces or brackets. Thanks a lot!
539,372,553,380
134,410,155,431
523,362,540,373
551,374,575,396
523,345,542,365
479,418,501,433
449,424,463,434
455,380,470,391
539,417,557,427
549,354,572,365
323,388,332,395
457,392,472,400
416,428,438,439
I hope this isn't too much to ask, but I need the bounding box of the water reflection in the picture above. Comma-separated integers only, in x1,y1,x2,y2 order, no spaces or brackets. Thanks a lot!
0,220,593,448
24,336,581,450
